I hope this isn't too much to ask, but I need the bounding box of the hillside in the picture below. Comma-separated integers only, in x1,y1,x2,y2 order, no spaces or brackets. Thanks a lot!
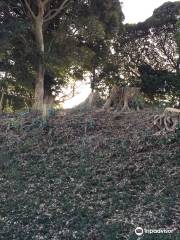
0,108,179,240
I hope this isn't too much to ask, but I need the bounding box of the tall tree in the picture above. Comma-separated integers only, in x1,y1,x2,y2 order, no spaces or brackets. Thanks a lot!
22,0,72,111
0,0,124,111
0,0,72,111
1,0,73,111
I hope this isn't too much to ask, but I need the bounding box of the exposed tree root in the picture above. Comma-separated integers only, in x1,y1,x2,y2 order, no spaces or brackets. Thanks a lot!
153,108,180,132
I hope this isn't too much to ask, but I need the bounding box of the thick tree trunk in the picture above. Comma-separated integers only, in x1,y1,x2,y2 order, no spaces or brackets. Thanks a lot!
34,62,44,111
103,86,123,110
121,87,140,112
24,0,70,113
33,9,45,112
104,86,140,112
121,88,130,112
43,93,55,116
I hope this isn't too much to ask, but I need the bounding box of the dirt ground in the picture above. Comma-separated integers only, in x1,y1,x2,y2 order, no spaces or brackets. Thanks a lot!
0,108,179,239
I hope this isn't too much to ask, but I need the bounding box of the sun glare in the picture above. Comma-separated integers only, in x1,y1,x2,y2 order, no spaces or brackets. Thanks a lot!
63,80,91,109
122,0,169,23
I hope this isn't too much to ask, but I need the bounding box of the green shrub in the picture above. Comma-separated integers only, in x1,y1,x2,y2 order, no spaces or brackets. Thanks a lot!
8,118,21,130
130,95,145,110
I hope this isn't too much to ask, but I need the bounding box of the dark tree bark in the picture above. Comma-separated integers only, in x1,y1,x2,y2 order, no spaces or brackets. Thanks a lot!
0,91,4,114
91,66,96,93
33,2,45,111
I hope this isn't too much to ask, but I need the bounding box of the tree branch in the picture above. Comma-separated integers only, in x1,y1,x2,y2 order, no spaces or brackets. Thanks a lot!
44,0,70,23
24,0,36,20
20,0,27,15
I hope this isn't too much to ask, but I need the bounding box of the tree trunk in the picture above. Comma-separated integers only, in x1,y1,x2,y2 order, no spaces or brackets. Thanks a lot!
43,93,55,116
121,89,130,111
91,66,96,93
103,86,124,110
104,86,140,112
0,91,4,114
33,9,45,112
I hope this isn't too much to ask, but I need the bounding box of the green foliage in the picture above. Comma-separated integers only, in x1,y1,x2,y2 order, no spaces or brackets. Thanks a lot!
78,16,106,42
8,118,21,130
47,108,56,117
129,94,145,110
139,64,180,102
112,1,180,99
0,0,124,110
0,0,179,110
86,116,96,130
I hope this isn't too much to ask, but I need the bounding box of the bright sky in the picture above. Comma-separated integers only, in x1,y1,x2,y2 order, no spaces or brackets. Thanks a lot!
64,0,172,109
122,0,172,23
63,80,91,109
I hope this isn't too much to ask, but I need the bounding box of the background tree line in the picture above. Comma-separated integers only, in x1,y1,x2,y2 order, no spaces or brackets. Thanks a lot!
0,0,180,113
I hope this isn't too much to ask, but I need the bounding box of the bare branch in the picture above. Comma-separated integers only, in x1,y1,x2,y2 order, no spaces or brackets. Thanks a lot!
44,0,70,23
24,0,36,20
44,9,57,19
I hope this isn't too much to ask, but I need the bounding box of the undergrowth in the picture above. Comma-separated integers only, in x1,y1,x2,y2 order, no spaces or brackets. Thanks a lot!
0,109,179,240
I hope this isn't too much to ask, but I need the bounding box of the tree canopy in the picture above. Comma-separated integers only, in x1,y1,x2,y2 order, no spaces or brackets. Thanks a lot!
0,1,179,112
0,0,124,111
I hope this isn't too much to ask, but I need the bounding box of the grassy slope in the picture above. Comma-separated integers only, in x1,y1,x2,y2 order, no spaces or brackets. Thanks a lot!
0,109,179,240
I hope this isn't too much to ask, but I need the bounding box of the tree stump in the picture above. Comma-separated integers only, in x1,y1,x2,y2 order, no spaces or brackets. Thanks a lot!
104,86,140,112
